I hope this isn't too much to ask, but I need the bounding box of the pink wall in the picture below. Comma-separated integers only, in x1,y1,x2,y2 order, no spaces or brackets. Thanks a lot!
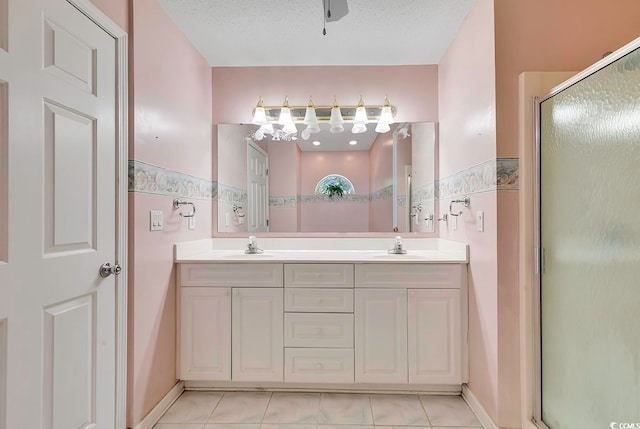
438,0,499,423
491,1,640,425
368,132,393,231
494,0,640,158
300,151,369,195
211,66,438,126
300,151,369,233
268,141,300,232
89,0,128,32
128,0,212,426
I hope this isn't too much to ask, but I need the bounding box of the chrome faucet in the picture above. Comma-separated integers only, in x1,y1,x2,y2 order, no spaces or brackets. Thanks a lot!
388,236,407,254
245,235,264,254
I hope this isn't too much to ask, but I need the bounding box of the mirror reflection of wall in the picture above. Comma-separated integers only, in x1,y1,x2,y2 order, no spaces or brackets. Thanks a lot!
216,122,436,234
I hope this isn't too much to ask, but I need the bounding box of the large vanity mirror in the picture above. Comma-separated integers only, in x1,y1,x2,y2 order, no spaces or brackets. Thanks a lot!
217,122,436,234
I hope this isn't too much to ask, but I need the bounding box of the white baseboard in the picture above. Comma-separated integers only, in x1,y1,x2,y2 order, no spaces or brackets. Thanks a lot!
462,384,499,429
131,381,184,429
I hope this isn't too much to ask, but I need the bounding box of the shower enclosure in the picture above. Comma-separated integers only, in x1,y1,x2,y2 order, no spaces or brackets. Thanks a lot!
535,41,640,428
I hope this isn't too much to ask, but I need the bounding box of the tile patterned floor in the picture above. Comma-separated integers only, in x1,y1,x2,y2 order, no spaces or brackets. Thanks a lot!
154,391,483,429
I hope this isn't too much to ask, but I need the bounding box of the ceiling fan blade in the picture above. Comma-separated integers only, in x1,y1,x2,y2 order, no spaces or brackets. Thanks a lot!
323,0,349,22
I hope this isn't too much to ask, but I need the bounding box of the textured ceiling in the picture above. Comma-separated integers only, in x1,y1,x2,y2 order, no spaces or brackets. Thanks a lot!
155,0,476,67
295,122,381,152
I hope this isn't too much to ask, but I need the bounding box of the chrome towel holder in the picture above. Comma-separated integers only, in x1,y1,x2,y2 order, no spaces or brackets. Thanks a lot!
173,198,196,218
449,196,470,217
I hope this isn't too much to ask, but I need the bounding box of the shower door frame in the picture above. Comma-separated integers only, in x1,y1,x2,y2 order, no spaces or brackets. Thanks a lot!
532,36,640,429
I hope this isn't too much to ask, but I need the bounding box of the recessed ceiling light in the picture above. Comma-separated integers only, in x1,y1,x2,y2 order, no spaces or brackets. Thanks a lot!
312,141,321,146
349,140,358,145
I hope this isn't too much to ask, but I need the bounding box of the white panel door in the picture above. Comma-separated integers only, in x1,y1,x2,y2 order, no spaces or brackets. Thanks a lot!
247,140,269,232
232,288,283,381
180,288,231,381
355,289,407,383
408,289,461,384
0,1,121,428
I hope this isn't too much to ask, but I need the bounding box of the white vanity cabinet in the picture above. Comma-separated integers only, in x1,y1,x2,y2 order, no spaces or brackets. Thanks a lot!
408,289,462,384
177,263,284,382
355,289,408,383
177,259,467,388
179,287,231,380
232,288,283,381
355,264,465,385
283,264,355,383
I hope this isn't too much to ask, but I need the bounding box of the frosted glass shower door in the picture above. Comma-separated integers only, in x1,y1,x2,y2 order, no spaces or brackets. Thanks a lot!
539,47,640,429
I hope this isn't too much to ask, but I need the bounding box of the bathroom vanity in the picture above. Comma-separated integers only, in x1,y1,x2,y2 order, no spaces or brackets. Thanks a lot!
175,238,468,392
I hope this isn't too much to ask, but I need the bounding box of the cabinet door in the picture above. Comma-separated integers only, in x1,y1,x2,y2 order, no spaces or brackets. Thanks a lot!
408,289,461,384
232,288,284,381
179,287,231,380
355,289,407,383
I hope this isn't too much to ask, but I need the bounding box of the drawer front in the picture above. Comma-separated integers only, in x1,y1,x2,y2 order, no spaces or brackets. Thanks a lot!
285,264,354,288
285,288,354,313
355,264,463,289
179,263,283,287
285,348,354,383
285,313,353,348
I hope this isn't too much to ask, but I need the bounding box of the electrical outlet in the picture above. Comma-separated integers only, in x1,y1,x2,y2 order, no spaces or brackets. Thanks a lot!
150,210,163,231
452,215,458,231
188,216,196,230
476,211,484,232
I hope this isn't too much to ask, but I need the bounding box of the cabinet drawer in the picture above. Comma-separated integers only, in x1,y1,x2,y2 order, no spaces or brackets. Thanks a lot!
285,313,353,348
285,288,354,313
179,263,283,287
285,348,354,383
285,264,354,288
355,264,463,289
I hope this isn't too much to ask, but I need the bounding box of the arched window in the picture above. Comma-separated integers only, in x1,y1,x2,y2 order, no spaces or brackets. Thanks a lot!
314,174,356,196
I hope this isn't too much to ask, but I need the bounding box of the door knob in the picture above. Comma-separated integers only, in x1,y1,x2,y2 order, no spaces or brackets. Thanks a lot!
99,262,122,278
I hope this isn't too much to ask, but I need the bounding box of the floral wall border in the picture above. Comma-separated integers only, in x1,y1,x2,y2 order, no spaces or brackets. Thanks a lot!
128,160,216,200
217,183,248,205
437,157,519,200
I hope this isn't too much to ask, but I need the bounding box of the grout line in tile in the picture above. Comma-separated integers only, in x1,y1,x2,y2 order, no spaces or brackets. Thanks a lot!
315,391,322,424
416,395,433,428
367,394,375,425
204,391,225,423
260,391,274,423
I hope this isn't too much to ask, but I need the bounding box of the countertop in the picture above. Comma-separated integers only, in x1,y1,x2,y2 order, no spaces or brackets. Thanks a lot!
175,249,467,264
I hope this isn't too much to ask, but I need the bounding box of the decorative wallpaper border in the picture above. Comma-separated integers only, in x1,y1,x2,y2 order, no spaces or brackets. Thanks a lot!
412,182,436,205
128,160,216,200
217,183,248,205
300,194,371,204
437,157,519,200
269,196,298,208
369,185,393,202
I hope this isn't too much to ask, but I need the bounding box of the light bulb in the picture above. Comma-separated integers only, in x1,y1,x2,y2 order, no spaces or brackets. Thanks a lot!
352,122,367,134
283,122,297,134
378,106,394,125
375,122,391,133
251,96,268,125
354,107,368,125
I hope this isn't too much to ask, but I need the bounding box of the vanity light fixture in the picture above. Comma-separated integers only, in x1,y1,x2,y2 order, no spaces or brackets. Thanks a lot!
375,95,394,133
352,95,369,134
329,96,345,133
302,96,321,140
250,95,398,140
251,96,268,125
